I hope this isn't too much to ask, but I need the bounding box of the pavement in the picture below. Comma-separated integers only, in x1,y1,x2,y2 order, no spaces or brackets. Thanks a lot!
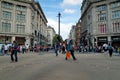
0,51,120,80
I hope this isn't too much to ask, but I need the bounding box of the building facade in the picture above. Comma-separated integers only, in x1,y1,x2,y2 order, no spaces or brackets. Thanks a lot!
75,21,81,46
69,25,76,42
0,0,47,46
47,26,56,47
81,0,120,48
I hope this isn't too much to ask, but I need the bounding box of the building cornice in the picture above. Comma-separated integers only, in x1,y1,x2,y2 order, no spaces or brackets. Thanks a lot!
81,0,107,19
35,2,48,23
81,0,119,19
1,0,47,23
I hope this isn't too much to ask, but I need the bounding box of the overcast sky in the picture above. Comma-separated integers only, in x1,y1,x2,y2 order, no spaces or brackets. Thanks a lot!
37,0,83,40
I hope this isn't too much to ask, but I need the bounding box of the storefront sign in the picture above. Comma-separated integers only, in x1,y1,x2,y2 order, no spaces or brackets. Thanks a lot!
112,36,120,41
98,37,107,42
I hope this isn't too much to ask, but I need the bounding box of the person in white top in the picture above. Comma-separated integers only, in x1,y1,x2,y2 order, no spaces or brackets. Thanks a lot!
25,44,29,53
103,43,108,52
4,43,8,55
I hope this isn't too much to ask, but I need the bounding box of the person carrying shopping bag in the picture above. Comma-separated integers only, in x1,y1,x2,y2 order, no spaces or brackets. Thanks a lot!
65,39,77,60
65,51,71,59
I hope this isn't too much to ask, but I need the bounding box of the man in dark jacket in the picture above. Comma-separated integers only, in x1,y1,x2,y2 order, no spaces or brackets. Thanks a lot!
11,41,18,62
108,44,114,57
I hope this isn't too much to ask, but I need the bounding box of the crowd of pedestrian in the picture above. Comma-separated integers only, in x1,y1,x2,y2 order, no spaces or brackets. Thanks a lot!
0,39,120,63
75,43,120,55
54,39,77,60
0,44,28,55
0,43,47,55
53,40,120,58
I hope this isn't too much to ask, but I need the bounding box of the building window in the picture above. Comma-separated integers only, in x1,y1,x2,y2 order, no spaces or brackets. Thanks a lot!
16,14,25,22
97,5,107,11
111,2,120,8
2,22,11,32
98,24,106,33
16,5,26,11
16,24,25,33
112,22,120,32
98,13,107,21
1,2,13,9
112,11,120,19
2,11,12,20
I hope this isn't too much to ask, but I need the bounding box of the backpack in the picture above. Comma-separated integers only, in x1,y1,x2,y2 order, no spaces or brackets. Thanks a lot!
108,46,113,50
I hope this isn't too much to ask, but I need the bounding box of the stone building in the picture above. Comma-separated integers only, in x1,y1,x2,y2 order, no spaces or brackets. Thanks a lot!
47,26,56,47
69,25,76,42
75,21,81,46
81,0,120,47
0,0,47,46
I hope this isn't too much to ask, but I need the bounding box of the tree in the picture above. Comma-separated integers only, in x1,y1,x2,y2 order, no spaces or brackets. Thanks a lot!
52,34,59,46
52,34,63,46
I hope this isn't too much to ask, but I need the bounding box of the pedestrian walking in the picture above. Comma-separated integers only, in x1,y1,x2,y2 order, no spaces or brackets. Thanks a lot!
103,43,108,52
22,45,25,54
62,45,66,54
118,47,120,55
66,39,77,60
54,43,59,56
4,43,8,55
25,44,29,53
107,44,114,57
10,41,18,62
1,45,4,55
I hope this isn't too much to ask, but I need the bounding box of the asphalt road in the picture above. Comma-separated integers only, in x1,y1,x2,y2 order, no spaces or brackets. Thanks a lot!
0,52,120,80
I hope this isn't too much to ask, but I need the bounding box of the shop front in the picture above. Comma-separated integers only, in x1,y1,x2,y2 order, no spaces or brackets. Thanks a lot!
97,37,108,46
0,36,11,44
16,37,26,45
111,36,120,47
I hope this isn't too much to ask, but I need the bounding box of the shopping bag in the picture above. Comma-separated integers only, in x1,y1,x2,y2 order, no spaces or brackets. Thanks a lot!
9,46,14,53
66,51,71,59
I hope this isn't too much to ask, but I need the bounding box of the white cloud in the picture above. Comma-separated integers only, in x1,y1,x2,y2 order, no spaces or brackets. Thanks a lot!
61,0,83,6
47,18,73,40
63,9,76,14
